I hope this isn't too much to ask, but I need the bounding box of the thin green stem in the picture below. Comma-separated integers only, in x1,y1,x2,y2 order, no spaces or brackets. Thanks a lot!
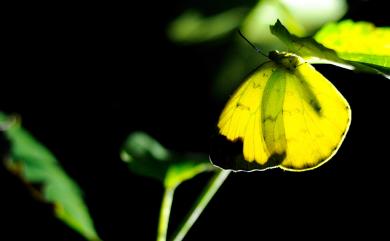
157,187,175,241
170,170,230,241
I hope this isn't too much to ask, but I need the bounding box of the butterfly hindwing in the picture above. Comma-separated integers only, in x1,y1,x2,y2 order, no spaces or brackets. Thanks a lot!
280,62,351,170
212,62,285,170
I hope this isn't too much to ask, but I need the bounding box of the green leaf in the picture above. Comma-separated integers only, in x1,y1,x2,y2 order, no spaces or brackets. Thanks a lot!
121,132,214,189
314,20,390,68
167,7,247,44
0,113,101,241
270,20,390,77
164,153,212,189
270,19,340,61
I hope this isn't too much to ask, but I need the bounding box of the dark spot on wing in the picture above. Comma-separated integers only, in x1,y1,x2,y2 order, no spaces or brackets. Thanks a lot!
262,115,278,123
236,102,250,111
310,99,322,113
252,82,262,88
210,134,284,171
267,152,286,166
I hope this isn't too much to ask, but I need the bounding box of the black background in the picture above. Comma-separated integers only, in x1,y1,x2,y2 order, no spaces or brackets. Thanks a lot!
1,1,389,240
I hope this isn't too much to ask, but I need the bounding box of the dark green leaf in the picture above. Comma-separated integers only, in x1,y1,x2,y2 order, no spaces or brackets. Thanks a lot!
121,132,214,189
0,112,101,241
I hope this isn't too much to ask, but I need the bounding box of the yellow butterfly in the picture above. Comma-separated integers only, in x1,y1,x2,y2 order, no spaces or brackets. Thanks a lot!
210,48,351,172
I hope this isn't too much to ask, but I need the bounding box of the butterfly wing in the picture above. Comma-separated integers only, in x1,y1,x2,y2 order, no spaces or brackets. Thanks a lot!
211,59,351,171
280,63,351,171
211,61,284,170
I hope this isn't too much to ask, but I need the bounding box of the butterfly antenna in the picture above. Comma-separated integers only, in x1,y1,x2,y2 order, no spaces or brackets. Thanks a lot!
238,30,268,58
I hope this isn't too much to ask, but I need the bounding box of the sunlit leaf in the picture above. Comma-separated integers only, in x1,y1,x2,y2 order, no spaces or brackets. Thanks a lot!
164,153,211,189
0,112,101,241
167,8,247,44
270,20,390,77
121,132,214,189
315,20,390,68
270,19,341,61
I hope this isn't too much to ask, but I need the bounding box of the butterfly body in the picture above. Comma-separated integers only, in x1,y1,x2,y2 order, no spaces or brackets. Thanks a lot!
211,51,351,172
268,50,301,71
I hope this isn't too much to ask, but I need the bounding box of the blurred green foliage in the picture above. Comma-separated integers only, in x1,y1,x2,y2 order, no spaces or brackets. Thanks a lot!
242,0,347,44
167,7,247,44
0,112,101,241
168,0,348,98
121,132,214,189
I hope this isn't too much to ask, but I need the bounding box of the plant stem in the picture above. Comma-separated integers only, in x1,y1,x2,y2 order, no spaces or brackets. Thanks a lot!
157,187,175,241
170,170,230,241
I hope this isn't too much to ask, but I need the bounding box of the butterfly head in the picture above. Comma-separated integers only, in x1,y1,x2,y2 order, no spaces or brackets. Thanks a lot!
268,50,302,72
